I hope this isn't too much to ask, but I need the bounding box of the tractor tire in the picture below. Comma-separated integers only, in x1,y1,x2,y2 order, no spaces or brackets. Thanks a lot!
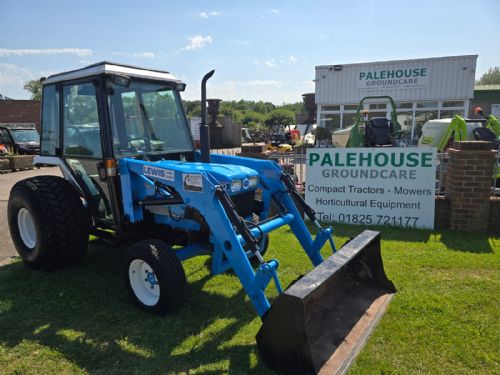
125,239,186,315
7,176,90,270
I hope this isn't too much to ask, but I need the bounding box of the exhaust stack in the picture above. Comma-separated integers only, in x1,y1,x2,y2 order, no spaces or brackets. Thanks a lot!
200,70,215,163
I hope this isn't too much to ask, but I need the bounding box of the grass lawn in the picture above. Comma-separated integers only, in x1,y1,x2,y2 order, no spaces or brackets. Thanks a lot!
0,224,499,374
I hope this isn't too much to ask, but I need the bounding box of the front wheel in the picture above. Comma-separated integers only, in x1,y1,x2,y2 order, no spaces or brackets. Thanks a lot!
125,239,187,315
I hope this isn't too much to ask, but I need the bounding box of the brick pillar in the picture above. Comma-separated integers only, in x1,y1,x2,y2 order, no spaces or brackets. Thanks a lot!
446,141,497,232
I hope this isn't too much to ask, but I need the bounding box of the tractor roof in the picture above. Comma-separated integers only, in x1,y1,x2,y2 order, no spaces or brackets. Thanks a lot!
42,61,183,85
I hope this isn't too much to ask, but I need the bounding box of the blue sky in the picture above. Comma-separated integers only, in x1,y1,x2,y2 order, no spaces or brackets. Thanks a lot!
1,0,499,103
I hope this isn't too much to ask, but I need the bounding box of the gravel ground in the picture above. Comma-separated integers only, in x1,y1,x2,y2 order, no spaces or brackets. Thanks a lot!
0,167,61,265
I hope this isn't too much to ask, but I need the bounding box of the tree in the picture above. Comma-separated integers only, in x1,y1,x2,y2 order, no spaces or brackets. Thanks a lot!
264,109,295,128
23,79,42,100
181,99,302,125
241,110,265,126
476,67,500,85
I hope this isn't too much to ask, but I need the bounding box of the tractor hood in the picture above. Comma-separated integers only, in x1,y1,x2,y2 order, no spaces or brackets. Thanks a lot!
152,160,259,181
123,158,260,194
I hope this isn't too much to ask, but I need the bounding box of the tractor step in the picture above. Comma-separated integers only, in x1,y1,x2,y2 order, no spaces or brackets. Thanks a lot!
256,230,396,374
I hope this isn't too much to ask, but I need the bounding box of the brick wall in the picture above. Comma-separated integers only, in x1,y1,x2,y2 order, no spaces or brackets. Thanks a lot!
445,141,497,232
0,100,41,132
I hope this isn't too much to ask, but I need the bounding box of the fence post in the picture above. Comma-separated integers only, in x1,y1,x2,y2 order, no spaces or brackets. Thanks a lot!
446,141,497,232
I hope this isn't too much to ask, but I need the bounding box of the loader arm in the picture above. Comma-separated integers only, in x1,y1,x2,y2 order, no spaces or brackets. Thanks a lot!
208,153,335,264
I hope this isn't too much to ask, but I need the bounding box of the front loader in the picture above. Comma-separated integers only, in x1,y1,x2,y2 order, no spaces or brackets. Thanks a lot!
7,62,395,374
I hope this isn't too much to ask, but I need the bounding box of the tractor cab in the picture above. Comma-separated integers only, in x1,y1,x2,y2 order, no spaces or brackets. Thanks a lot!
38,62,196,229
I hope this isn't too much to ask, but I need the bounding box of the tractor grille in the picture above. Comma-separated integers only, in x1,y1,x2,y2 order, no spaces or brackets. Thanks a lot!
231,190,256,218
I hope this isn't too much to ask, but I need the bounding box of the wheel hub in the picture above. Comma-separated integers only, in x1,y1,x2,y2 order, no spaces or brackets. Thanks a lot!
146,271,157,286
129,259,160,306
17,208,36,249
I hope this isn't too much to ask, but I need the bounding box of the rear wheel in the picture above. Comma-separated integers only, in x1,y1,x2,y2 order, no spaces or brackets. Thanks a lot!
125,239,187,315
7,176,90,270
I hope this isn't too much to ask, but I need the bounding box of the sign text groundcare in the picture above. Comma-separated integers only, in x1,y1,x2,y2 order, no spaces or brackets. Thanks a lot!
305,148,436,229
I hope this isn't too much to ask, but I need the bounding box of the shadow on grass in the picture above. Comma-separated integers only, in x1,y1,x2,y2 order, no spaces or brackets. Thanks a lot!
293,222,497,253
0,242,274,374
308,222,433,244
439,230,496,253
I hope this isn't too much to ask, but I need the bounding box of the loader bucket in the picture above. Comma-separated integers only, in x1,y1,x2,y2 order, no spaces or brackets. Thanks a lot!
256,230,396,375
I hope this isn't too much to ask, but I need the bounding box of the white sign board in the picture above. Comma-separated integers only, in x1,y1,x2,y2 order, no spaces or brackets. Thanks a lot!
357,66,430,90
491,104,500,119
305,148,436,229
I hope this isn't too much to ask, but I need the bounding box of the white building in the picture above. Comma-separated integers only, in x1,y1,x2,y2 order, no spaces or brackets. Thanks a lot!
315,55,477,139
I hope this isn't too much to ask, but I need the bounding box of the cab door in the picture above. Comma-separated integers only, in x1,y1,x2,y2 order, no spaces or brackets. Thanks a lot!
61,81,114,226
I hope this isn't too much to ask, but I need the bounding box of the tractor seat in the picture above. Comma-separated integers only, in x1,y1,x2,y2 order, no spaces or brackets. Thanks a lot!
473,127,499,148
473,127,496,142
365,117,393,147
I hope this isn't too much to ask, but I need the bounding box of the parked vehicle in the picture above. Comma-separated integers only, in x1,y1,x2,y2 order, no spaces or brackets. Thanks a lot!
419,113,500,151
0,123,40,155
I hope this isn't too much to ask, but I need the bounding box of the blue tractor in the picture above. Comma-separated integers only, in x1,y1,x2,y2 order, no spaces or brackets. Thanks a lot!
8,62,395,374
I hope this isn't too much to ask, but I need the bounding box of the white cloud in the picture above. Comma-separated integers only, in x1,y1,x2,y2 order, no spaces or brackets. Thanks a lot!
199,11,220,18
110,51,156,59
289,56,298,64
0,48,92,57
0,63,35,99
246,80,281,87
39,69,58,77
181,35,213,51
264,59,278,68
261,9,280,19
132,52,156,58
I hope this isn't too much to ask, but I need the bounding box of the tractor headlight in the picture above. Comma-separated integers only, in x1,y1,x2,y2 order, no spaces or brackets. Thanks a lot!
230,179,242,192
248,176,259,188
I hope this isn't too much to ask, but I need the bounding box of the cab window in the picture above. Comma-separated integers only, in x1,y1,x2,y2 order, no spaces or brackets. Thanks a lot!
62,82,102,158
